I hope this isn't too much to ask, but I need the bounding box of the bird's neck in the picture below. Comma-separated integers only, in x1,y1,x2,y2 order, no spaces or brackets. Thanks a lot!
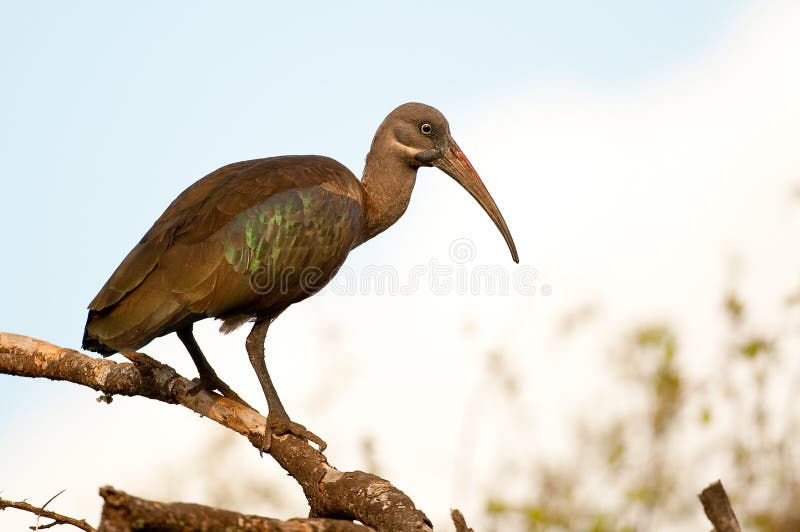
360,152,418,242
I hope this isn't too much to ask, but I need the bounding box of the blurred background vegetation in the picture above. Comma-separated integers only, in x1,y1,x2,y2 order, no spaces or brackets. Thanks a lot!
480,286,800,532
162,266,800,531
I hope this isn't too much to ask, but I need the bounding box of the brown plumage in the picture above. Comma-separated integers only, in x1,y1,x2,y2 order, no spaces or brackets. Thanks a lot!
83,102,518,451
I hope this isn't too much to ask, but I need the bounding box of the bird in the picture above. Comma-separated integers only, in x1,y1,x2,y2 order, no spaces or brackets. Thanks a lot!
82,102,518,451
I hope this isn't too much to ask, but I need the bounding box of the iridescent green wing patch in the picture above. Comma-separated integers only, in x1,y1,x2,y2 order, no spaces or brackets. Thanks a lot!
223,186,360,278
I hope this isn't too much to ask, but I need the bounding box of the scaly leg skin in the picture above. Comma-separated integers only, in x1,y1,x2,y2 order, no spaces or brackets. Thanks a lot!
246,317,327,453
177,326,252,408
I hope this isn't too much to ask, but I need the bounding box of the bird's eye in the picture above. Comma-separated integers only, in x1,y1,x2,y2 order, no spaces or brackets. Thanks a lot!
420,123,433,135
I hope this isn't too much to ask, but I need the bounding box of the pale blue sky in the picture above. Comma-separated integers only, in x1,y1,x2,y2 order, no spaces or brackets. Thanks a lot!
0,1,748,426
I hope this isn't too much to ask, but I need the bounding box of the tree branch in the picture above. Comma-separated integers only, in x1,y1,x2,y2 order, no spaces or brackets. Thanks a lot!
97,486,372,532
699,480,741,532
0,494,96,532
0,332,432,532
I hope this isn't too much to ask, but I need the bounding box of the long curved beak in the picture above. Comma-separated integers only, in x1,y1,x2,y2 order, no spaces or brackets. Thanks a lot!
433,139,519,263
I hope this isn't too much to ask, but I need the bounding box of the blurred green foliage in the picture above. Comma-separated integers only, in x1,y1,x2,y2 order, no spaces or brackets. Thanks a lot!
481,283,800,532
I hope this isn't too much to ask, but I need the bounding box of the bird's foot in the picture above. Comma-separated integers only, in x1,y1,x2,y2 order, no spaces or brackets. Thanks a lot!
188,374,252,408
259,414,327,454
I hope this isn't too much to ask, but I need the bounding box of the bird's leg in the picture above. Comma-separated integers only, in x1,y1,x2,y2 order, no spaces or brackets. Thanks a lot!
246,317,327,453
177,326,251,407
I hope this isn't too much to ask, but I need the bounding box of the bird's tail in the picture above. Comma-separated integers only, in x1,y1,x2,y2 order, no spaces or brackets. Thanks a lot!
82,292,198,356
82,311,119,356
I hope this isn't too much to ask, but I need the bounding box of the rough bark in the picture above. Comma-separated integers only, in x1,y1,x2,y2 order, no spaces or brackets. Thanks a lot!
97,486,372,532
0,332,432,532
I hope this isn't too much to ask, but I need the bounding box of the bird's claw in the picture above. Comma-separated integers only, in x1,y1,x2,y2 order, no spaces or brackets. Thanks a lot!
259,416,327,454
188,376,251,408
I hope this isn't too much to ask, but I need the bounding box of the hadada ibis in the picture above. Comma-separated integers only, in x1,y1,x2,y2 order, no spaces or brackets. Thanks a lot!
83,102,518,451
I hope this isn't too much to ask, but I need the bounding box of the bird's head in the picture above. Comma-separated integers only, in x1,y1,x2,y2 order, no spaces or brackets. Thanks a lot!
377,102,519,263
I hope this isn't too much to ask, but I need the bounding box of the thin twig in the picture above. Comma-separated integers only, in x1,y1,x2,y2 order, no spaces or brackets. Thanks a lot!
41,489,67,511
35,489,67,531
0,496,95,532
